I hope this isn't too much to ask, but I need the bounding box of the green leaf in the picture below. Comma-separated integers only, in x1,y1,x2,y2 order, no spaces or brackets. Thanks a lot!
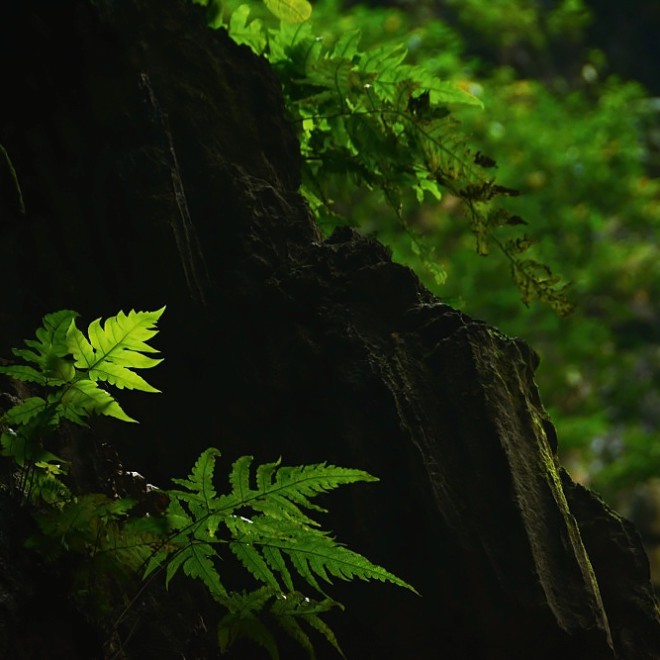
158,449,418,658
169,447,222,523
229,455,253,501
218,589,280,658
67,307,164,392
60,379,136,424
263,0,312,24
165,547,192,588
11,310,79,369
3,397,48,425
230,541,282,591
304,611,346,659
262,545,295,592
218,615,279,660
272,611,314,658
428,81,484,108
227,4,267,52
181,542,228,601
165,494,194,531
1,430,28,465
0,364,51,385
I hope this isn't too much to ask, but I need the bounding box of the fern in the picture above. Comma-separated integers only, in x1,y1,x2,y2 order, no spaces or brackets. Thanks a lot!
1,310,416,657
263,0,311,24
216,587,343,659
206,1,573,314
146,447,418,657
217,587,282,657
0,306,163,426
0,307,164,495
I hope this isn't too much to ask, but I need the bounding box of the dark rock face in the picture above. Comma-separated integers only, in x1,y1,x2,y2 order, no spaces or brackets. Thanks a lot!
1,1,659,658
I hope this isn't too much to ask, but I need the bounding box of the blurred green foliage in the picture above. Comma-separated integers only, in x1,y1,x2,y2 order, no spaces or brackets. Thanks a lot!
213,0,574,314
304,0,660,504
209,0,659,507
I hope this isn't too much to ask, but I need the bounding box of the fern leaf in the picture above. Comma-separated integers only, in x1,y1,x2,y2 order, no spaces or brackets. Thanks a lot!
0,364,49,386
165,546,192,588
159,449,418,655
223,585,276,615
304,612,346,659
168,489,214,527
218,589,280,659
256,458,281,492
226,4,267,52
172,447,221,499
263,0,312,24
229,454,253,501
234,461,377,525
428,81,483,108
164,493,194,531
32,493,114,551
289,547,324,593
143,545,172,581
262,545,295,592
85,361,157,392
230,541,282,591
332,31,361,61
282,539,419,594
87,308,163,355
179,541,228,601
66,307,164,392
269,463,378,511
10,310,78,368
1,431,30,466
274,611,315,659
60,379,136,424
169,448,223,525
2,397,48,425
229,512,318,547
271,593,345,659
255,494,322,527
219,616,279,660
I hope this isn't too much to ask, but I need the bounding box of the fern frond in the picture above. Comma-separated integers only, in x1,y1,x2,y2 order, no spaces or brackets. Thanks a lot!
0,364,51,386
271,592,345,659
274,610,315,658
1,430,31,466
3,397,48,425
66,307,164,392
0,310,79,385
1,308,165,430
164,494,194,531
279,537,419,594
229,454,253,501
217,587,280,659
230,541,282,591
225,5,267,52
263,0,312,24
225,457,378,527
32,493,133,553
162,541,229,602
59,379,136,424
164,545,193,588
303,610,345,659
152,449,418,658
262,545,295,592
169,447,225,526
171,447,221,500
162,450,415,592
269,463,379,505
11,309,79,367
